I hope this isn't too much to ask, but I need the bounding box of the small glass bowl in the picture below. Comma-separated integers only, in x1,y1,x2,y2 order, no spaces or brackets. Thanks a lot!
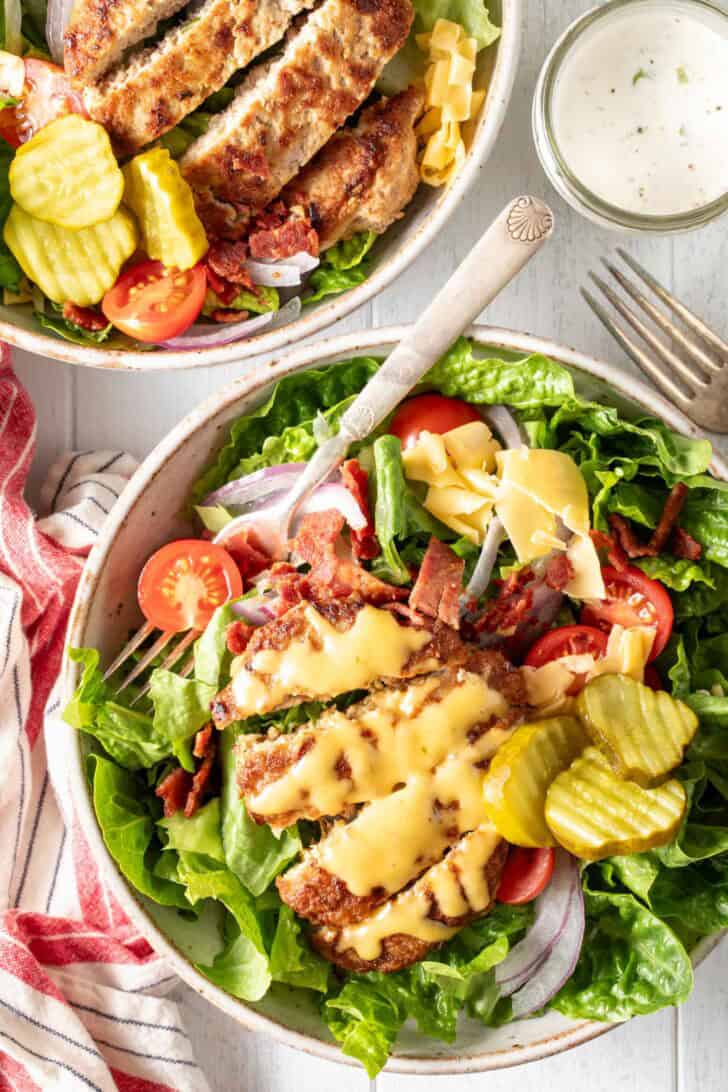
532,0,728,234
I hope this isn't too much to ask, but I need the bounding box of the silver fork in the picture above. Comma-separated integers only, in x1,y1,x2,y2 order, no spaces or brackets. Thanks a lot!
104,622,197,703
582,248,728,433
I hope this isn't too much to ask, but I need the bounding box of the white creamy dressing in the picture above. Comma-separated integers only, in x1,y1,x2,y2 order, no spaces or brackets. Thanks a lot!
551,1,728,215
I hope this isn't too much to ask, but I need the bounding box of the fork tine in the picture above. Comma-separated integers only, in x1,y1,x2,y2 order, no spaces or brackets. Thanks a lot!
581,287,691,407
130,630,199,703
104,619,155,681
616,248,728,361
129,650,196,707
115,630,175,694
603,258,721,378
588,271,707,392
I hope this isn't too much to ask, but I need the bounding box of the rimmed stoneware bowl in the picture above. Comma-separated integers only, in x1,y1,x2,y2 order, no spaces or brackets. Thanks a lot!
0,2,519,373
58,325,727,1073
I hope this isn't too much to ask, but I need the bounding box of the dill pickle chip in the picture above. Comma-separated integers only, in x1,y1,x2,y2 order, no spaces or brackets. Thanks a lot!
577,673,698,787
482,716,587,847
10,115,124,229
123,148,207,271
545,746,686,860
4,203,138,306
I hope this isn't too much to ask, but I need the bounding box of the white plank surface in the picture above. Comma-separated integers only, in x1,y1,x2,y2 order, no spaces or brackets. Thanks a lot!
11,0,728,1085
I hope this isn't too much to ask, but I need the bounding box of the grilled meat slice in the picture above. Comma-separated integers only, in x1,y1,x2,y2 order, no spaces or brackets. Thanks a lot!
236,650,523,829
211,600,468,728
64,0,189,84
180,0,414,238
282,86,424,250
311,827,507,972
84,0,315,156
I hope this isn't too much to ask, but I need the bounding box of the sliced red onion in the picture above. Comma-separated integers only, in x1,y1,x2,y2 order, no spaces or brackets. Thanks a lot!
482,405,523,450
45,0,73,61
231,596,278,626
213,482,367,547
245,259,302,287
256,251,320,274
496,850,579,997
510,875,585,1018
159,296,301,349
203,463,307,508
464,516,505,602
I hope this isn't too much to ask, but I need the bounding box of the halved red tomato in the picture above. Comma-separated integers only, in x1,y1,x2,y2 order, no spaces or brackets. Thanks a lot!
524,624,609,696
138,540,243,632
389,393,481,449
580,565,673,661
0,59,87,146
102,261,206,343
497,847,555,905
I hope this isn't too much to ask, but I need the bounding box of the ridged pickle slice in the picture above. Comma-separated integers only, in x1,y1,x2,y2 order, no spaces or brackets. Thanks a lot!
123,149,207,271
577,673,698,787
4,204,138,306
482,716,587,847
545,746,686,860
10,115,124,230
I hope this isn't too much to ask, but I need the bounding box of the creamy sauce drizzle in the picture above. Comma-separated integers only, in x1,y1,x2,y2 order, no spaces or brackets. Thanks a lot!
335,825,501,960
552,0,728,216
230,604,434,715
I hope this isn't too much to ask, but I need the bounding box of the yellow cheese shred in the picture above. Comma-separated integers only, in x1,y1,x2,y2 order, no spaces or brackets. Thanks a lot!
416,19,486,187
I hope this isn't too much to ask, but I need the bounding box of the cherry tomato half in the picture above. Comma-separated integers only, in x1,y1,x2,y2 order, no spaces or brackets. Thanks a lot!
580,565,673,661
137,539,243,632
524,624,609,668
0,59,87,146
497,847,555,905
389,393,481,449
102,260,206,343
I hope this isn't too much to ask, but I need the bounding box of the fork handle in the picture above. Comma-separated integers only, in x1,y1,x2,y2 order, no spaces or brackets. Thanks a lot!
282,195,554,519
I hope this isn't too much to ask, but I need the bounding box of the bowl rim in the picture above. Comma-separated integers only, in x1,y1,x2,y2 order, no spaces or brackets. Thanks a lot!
57,323,727,1074
0,3,521,373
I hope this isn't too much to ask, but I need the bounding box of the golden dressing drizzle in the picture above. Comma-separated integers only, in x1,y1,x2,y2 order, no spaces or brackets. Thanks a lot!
230,604,434,716
335,825,501,960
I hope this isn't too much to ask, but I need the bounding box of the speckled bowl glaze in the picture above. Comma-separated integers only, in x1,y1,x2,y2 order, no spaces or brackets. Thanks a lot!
0,3,519,372
57,326,726,1072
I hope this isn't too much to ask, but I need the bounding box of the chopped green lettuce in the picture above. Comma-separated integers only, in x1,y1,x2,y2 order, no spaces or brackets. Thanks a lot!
305,232,376,305
0,137,22,291
411,0,500,50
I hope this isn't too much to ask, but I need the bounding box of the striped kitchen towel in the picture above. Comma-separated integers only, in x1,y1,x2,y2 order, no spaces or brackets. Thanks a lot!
0,350,210,1092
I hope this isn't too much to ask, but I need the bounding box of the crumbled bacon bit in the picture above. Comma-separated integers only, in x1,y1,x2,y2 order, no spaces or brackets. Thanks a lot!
203,264,239,305
193,721,215,759
544,554,575,590
206,240,251,284
470,567,535,635
62,302,108,331
290,510,406,604
650,483,689,553
184,752,217,818
671,526,702,560
155,767,193,818
341,459,380,561
225,531,271,584
226,620,254,655
590,529,628,571
608,513,653,559
248,200,319,260
211,308,248,323
409,537,464,629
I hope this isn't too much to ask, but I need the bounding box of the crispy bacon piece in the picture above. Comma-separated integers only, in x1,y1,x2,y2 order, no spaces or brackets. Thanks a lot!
225,531,271,585
410,537,464,629
62,302,108,331
470,567,535,635
227,620,255,655
590,528,628,571
544,554,575,590
671,526,702,560
248,201,319,260
291,510,406,604
211,308,249,323
184,751,216,817
341,459,380,561
156,767,193,818
650,483,689,553
193,721,215,759
206,240,250,283
608,513,653,559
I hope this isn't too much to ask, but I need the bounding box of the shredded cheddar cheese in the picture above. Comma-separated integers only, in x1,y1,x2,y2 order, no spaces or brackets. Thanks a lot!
416,19,485,186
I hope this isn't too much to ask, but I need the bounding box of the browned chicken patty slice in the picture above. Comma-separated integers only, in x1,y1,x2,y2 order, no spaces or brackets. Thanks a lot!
211,599,468,729
64,0,189,84
310,831,507,973
180,0,414,238
84,0,315,155
282,86,424,250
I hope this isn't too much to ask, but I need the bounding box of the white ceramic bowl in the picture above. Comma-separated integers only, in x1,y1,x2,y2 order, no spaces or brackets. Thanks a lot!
58,326,727,1073
0,5,519,372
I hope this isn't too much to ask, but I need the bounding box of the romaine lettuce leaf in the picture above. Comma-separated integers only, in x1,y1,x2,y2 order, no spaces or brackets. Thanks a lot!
304,231,376,305
269,905,330,993
425,338,575,410
148,670,216,770
159,798,225,861
411,0,500,50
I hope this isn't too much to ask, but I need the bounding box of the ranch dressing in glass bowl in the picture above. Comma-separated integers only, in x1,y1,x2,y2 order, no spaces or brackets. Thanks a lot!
533,0,728,232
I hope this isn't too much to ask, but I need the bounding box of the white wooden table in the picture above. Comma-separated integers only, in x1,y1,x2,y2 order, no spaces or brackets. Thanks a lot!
14,0,727,1086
